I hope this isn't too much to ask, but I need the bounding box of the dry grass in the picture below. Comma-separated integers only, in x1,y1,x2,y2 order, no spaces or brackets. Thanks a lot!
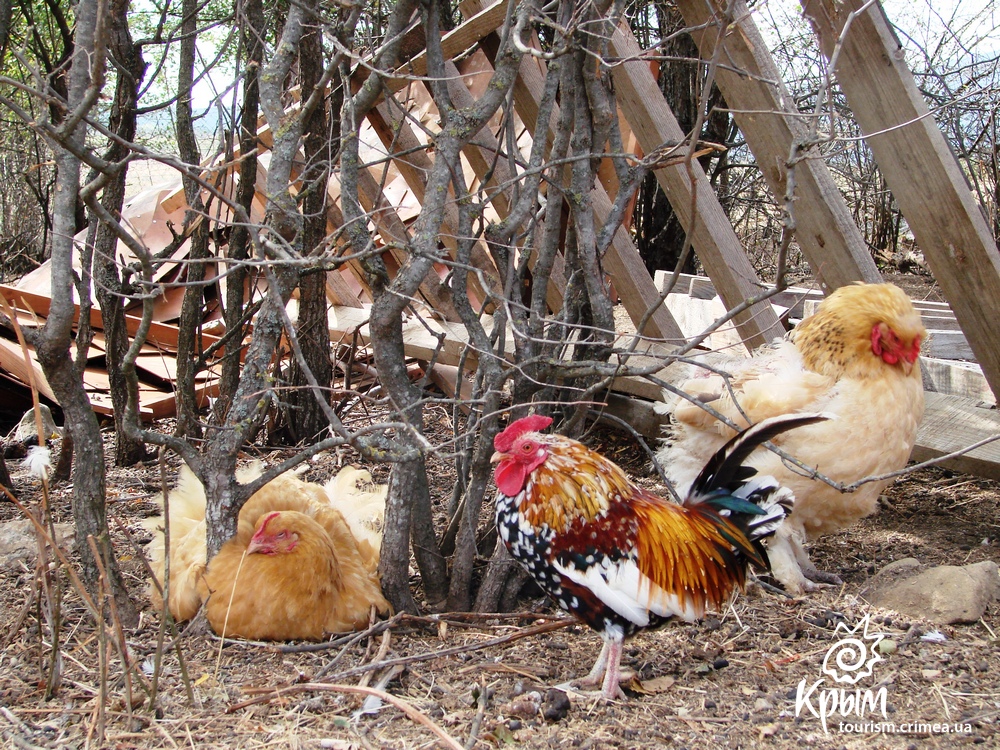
1,412,998,749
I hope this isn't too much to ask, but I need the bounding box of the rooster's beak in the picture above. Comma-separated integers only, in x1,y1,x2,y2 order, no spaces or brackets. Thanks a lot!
490,451,502,464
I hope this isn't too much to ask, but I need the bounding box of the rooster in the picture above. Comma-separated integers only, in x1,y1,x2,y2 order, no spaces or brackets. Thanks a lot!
658,282,925,594
144,464,389,640
492,412,825,700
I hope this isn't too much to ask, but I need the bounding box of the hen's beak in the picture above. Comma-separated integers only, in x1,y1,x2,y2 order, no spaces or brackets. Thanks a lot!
901,358,914,376
246,537,265,555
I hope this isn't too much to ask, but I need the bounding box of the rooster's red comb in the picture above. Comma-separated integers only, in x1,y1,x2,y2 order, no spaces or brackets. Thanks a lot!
494,414,553,452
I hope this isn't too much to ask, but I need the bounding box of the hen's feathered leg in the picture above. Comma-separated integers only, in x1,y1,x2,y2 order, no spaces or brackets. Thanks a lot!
791,535,844,585
764,525,812,595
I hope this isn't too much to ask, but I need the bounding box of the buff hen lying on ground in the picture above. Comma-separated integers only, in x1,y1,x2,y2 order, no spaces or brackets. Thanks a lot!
658,282,926,595
144,464,389,640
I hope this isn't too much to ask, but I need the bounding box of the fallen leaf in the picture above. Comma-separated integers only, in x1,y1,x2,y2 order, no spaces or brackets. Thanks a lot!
758,723,779,740
638,675,675,693
922,669,942,680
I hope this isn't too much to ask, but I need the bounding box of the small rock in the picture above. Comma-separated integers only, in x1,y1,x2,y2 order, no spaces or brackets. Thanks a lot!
505,691,542,719
878,639,897,655
0,519,74,568
712,657,729,670
753,697,774,711
861,559,1000,625
975,660,989,673
507,719,522,731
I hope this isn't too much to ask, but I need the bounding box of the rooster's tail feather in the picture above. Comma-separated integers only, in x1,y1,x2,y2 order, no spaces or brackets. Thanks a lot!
689,413,830,499
687,413,828,568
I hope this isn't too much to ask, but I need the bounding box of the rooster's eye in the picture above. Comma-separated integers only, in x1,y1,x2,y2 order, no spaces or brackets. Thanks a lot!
521,443,533,452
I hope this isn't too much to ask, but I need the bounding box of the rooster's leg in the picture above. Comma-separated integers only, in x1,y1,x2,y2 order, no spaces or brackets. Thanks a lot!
575,639,625,699
580,641,611,686
599,638,625,701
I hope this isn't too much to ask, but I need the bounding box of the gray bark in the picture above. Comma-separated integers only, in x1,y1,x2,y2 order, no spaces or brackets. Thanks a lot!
91,0,148,466
32,0,136,625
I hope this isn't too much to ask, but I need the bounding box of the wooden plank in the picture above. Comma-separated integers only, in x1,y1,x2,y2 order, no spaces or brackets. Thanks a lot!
911,392,1000,480
802,0,1000,401
921,357,994,406
0,284,223,353
607,23,784,349
326,305,478,368
675,0,881,292
675,272,957,323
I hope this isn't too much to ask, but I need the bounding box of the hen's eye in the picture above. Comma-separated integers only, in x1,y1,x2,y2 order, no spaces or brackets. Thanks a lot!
276,531,287,539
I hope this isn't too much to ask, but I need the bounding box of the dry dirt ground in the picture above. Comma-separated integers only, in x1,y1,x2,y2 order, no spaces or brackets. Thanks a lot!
1,413,998,750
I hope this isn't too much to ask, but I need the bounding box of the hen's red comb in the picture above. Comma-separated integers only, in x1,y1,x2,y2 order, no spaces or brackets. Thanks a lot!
252,510,282,540
494,414,553,452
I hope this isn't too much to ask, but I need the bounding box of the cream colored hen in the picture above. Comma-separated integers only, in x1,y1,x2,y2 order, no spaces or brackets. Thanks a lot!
658,283,926,594
144,464,389,639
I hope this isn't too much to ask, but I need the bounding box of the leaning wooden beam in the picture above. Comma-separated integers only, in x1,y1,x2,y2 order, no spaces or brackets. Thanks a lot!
367,99,499,307
802,0,1000,399
461,0,684,343
675,0,881,291
438,57,570,317
385,0,511,93
608,23,784,349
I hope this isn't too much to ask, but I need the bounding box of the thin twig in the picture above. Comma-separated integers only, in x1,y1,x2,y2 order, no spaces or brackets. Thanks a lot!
356,627,392,690
109,513,195,707
465,679,489,750
321,616,575,684
85,536,108,748
228,683,464,749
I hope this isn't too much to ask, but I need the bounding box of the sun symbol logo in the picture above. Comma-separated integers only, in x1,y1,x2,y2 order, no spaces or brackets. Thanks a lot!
821,613,885,685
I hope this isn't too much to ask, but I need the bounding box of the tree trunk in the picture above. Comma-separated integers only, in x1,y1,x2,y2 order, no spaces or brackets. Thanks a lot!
173,0,208,440
203,265,299,556
216,0,263,423
91,0,148,466
378,460,420,613
33,0,137,626
282,21,332,445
